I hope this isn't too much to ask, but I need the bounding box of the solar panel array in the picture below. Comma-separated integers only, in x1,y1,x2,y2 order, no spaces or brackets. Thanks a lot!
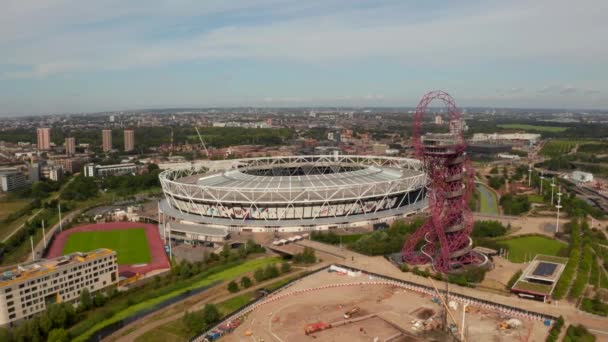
532,262,558,277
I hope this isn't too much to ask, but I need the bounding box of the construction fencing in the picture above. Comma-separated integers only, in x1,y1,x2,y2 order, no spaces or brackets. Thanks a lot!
191,264,557,342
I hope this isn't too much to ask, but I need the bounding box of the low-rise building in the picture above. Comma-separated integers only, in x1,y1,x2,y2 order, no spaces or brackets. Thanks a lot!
0,249,118,326
84,163,137,177
572,171,594,183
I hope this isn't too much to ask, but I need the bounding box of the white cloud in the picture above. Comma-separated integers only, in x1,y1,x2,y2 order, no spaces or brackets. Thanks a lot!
1,0,607,79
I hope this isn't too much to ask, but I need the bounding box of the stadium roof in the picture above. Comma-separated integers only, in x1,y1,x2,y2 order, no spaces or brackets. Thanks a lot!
195,166,415,190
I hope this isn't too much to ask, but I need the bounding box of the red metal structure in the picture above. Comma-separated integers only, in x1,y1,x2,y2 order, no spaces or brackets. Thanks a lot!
402,90,486,272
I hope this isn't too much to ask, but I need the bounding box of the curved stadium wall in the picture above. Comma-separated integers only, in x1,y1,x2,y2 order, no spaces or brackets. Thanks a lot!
159,155,427,233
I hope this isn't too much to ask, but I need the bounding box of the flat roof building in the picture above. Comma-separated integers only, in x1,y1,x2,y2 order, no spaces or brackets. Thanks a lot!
124,129,135,152
102,129,112,152
64,137,76,156
0,249,118,326
510,254,568,302
0,170,27,192
36,128,51,151
84,163,137,178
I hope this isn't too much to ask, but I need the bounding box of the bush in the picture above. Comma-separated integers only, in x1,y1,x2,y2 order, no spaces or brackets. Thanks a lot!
227,281,239,293
488,176,505,190
240,276,252,289
546,316,564,342
564,324,596,342
294,247,317,264
472,220,508,238
280,262,291,274
581,295,608,316
500,194,531,215
447,274,468,287
568,244,593,299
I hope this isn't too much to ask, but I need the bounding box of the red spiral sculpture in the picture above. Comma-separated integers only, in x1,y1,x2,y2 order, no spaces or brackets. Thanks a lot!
402,90,486,272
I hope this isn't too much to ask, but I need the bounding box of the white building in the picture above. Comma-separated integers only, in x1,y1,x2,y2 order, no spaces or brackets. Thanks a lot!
572,171,594,183
0,170,27,192
84,163,137,177
0,249,118,326
471,133,541,145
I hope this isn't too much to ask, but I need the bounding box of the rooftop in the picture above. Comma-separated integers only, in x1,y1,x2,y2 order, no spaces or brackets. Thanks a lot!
0,248,115,288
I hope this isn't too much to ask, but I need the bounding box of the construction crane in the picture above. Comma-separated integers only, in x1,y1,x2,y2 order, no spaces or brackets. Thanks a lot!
428,277,466,342
194,127,210,158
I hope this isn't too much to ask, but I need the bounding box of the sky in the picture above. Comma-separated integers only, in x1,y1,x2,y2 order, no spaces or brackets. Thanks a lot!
0,0,607,116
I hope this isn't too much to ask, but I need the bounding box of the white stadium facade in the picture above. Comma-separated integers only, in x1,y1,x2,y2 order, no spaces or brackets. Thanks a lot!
159,155,427,244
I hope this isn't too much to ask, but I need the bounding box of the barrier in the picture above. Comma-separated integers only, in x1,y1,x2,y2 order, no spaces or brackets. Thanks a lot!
191,264,557,341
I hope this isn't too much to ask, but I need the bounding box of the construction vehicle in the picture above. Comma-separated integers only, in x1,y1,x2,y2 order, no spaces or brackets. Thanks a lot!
344,306,360,319
305,322,332,335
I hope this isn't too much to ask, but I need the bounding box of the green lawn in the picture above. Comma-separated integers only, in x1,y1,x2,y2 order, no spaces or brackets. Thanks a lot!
0,199,29,221
498,124,567,133
528,194,544,203
62,228,151,265
499,236,567,263
74,257,280,342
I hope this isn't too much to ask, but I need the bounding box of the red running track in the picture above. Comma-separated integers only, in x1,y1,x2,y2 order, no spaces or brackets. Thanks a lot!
46,222,170,276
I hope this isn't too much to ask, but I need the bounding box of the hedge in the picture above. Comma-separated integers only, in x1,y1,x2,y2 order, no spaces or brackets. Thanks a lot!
568,244,593,299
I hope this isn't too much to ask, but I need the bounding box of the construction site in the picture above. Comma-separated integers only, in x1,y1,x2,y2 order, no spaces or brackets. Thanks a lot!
221,268,550,342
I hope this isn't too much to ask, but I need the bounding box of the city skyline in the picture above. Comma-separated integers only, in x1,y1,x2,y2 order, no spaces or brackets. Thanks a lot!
0,0,607,116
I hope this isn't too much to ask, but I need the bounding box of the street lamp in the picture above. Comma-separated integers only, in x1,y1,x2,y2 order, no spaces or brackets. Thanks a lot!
555,187,563,233
540,173,545,195
551,178,556,206
528,164,532,187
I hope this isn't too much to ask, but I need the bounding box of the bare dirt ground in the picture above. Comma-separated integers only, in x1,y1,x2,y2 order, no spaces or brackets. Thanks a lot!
482,257,525,291
224,270,549,342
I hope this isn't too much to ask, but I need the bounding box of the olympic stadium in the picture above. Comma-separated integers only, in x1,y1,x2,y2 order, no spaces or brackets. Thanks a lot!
158,155,427,242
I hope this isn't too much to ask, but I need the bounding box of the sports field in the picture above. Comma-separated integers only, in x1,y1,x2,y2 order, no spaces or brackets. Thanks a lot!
497,124,567,133
498,235,567,263
62,228,151,264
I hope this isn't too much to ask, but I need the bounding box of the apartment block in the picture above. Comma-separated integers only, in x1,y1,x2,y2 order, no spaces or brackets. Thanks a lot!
0,249,118,326
64,137,76,156
124,129,135,152
36,128,51,151
102,129,112,152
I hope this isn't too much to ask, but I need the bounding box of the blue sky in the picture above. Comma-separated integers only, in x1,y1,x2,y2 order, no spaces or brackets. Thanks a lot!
0,0,607,115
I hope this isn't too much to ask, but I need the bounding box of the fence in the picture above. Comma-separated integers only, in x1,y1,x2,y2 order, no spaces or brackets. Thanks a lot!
191,264,557,341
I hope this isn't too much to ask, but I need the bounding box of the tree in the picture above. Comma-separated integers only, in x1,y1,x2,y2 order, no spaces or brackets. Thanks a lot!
281,262,291,274
183,311,204,334
0,328,12,342
263,264,279,279
294,247,317,264
79,288,92,310
240,276,252,288
227,280,239,293
202,304,220,325
94,292,106,307
47,329,69,342
254,267,266,282
38,314,53,335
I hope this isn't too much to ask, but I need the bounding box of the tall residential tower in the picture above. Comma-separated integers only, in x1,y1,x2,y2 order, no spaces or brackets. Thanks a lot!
124,129,135,152
36,128,51,151
102,129,112,152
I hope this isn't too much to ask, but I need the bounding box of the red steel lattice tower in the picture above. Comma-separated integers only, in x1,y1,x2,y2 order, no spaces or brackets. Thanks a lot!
402,90,486,272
